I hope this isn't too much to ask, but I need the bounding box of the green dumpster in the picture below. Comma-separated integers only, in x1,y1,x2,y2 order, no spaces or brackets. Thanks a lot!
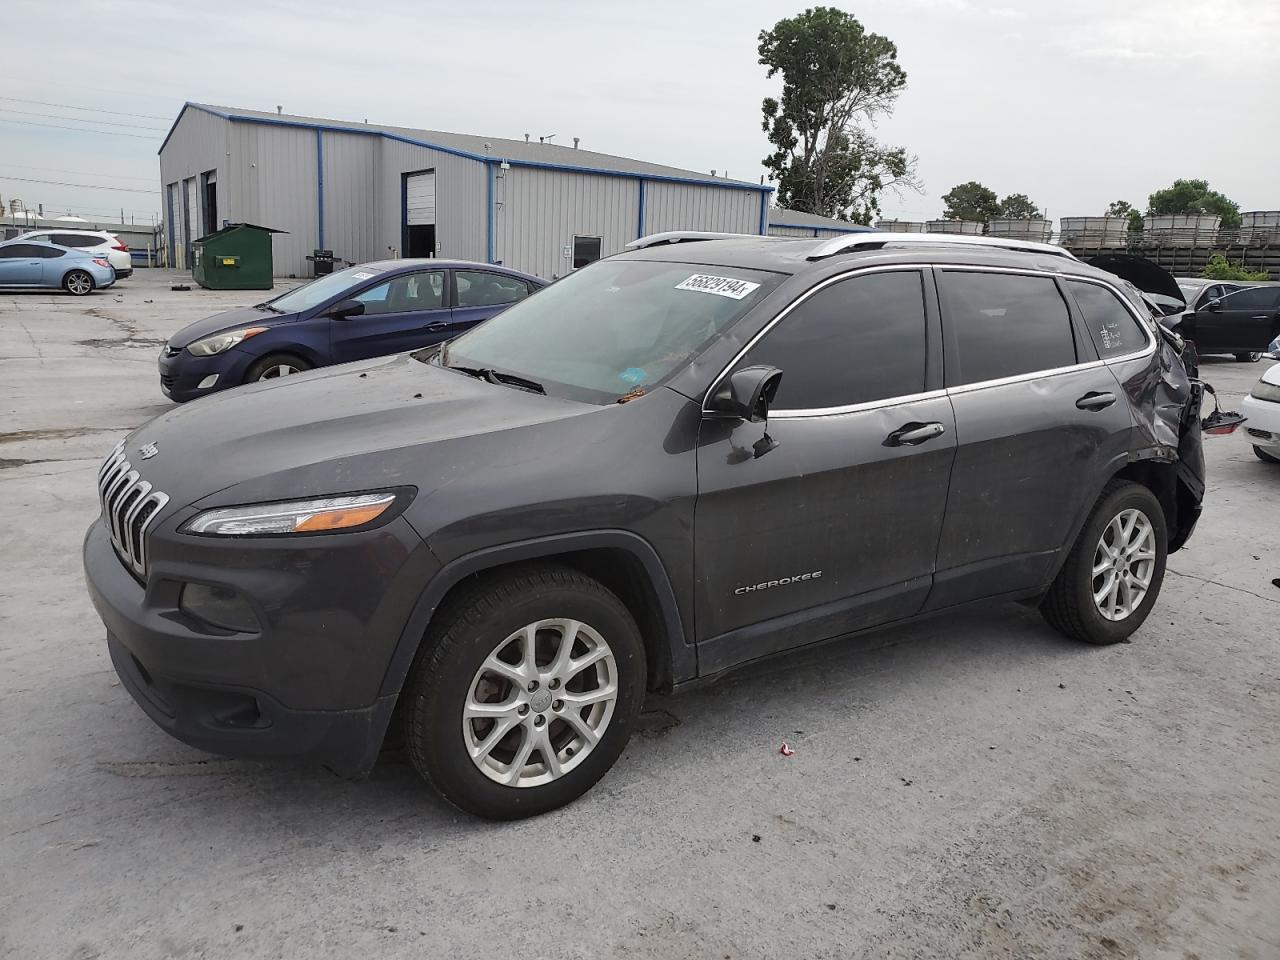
191,223,285,290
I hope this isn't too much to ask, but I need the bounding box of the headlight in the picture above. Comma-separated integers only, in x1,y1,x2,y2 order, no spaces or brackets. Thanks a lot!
1250,380,1280,403
186,326,268,357
184,492,401,536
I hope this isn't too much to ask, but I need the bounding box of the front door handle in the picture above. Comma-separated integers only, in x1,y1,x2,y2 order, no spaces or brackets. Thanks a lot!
1076,391,1116,411
423,320,448,332
884,421,946,447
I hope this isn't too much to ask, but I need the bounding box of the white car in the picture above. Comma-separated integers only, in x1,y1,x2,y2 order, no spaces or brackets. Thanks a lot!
1241,362,1280,463
17,229,131,278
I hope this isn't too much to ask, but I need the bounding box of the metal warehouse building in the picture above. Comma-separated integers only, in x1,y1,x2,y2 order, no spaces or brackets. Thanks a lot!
159,103,773,279
767,207,875,238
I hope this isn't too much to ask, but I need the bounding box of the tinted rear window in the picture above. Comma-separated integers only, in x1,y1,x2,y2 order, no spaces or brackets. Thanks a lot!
1067,279,1150,359
940,272,1076,386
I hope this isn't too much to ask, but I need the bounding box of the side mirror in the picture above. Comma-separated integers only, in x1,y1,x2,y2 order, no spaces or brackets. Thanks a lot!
1206,299,1221,312
708,365,783,422
328,298,365,320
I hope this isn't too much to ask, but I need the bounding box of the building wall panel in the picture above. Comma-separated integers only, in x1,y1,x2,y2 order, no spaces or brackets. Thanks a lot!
496,168,639,279
229,122,320,277
643,182,761,236
159,108,229,268
321,131,378,265
375,140,487,265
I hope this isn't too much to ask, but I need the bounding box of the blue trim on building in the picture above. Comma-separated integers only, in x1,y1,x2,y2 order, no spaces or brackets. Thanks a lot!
486,162,495,264
315,129,325,252
165,183,175,265
164,103,775,196
399,173,408,257
758,193,768,235
637,180,646,239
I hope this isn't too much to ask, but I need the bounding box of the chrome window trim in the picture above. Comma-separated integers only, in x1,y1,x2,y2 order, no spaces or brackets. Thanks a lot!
702,261,1160,420
701,263,931,416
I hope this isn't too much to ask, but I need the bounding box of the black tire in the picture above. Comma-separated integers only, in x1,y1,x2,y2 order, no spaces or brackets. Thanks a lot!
400,563,647,820
1255,445,1280,464
244,352,313,383
1235,352,1262,362
1040,480,1168,645
63,270,95,296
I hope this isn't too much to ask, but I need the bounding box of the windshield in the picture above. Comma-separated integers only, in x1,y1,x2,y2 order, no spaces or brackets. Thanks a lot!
267,265,385,314
439,259,783,403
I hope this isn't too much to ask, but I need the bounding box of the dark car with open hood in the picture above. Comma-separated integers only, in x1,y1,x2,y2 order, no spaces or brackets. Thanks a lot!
85,231,1208,819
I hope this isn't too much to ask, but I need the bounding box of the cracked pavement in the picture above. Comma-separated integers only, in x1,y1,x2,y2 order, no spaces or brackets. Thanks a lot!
1,271,1278,959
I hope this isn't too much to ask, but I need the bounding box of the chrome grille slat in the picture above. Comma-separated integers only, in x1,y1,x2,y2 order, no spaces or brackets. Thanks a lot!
96,440,170,578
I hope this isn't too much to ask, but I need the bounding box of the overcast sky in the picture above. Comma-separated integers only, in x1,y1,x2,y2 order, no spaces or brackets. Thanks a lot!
4,0,1279,226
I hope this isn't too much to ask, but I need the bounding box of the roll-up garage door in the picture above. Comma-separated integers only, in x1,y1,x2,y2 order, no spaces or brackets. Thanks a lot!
406,172,436,225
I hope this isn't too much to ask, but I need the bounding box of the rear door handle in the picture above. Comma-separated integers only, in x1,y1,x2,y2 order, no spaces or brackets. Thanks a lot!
885,421,946,447
423,320,448,332
1076,391,1116,411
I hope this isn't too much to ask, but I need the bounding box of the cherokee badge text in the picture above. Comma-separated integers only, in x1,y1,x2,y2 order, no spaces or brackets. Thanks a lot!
734,571,823,595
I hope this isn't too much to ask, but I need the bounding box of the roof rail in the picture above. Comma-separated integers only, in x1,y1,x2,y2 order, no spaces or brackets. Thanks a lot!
806,232,1077,262
626,231,792,250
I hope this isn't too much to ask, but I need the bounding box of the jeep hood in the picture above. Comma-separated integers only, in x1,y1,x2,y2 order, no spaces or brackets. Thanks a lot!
167,304,291,348
123,354,595,510
1088,254,1185,304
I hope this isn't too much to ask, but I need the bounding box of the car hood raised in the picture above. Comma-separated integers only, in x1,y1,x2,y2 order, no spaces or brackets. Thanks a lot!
122,354,595,512
1089,254,1185,304
167,305,290,348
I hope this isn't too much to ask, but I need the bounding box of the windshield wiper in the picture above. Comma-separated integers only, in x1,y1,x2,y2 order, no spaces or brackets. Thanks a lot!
446,364,545,394
255,302,285,314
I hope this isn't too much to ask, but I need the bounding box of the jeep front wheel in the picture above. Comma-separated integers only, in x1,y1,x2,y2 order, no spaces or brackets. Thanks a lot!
400,564,646,820
1040,480,1168,645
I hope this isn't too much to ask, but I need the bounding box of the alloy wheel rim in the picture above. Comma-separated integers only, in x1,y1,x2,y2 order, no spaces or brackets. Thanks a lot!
462,618,618,788
1092,508,1156,621
68,274,90,294
259,364,299,379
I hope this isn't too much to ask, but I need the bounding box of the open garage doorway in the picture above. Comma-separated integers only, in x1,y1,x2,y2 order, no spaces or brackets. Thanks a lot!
403,170,437,258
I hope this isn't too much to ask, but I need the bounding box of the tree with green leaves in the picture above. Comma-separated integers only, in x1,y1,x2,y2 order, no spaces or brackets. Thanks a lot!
1147,179,1241,230
996,193,1042,220
1105,200,1144,234
759,7,921,224
1201,254,1269,282
941,181,999,222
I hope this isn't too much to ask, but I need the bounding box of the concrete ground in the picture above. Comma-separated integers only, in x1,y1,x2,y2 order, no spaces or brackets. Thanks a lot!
1,270,1277,960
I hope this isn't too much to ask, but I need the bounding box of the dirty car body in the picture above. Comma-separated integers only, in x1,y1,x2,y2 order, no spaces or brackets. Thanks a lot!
84,233,1206,816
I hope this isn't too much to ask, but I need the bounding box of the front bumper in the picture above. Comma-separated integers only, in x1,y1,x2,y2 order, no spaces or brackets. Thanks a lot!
1241,394,1280,451
158,345,256,402
82,516,431,776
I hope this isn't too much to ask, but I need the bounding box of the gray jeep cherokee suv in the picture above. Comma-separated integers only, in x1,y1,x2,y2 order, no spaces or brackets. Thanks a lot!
84,232,1206,819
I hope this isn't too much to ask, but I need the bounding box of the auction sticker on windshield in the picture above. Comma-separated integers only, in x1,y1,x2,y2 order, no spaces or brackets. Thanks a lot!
676,274,761,300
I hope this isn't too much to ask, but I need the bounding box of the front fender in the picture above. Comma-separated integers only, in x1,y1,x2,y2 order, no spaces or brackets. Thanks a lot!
376,529,694,699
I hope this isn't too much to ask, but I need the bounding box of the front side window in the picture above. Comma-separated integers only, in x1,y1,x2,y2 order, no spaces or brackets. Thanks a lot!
735,270,928,410
456,270,529,308
0,244,43,258
441,259,782,403
1218,286,1280,311
1067,279,1150,360
940,272,1076,386
573,236,602,269
354,271,444,315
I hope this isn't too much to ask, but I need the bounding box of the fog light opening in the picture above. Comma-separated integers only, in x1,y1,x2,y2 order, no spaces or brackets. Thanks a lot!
197,374,219,389
179,582,260,633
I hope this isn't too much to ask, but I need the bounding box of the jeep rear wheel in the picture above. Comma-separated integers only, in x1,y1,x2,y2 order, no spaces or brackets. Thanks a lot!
400,564,646,820
1040,480,1168,645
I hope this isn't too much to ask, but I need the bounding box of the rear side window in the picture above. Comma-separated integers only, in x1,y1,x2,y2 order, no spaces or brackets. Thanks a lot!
54,233,97,247
1066,280,1149,359
456,270,529,308
1219,287,1280,310
737,270,928,410
940,272,1075,386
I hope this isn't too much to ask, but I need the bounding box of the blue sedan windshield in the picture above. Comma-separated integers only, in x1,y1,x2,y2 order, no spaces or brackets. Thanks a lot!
267,266,384,313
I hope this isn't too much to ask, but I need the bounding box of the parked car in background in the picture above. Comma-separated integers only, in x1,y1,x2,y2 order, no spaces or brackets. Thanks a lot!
86,232,1207,819
1181,284,1280,362
1175,278,1245,313
158,259,546,401
0,238,115,295
17,228,132,278
1241,361,1280,463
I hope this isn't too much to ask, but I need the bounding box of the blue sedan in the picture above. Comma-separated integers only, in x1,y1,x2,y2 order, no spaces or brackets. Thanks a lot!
0,238,116,295
159,259,546,402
